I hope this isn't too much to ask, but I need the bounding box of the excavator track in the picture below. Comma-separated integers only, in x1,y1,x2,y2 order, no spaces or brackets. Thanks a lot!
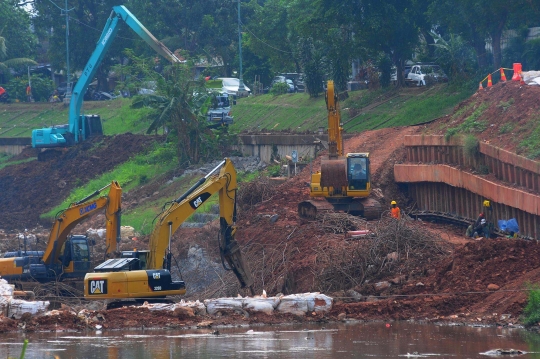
298,197,382,220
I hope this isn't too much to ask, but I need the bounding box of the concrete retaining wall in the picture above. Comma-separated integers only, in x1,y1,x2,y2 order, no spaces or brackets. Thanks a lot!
0,138,31,155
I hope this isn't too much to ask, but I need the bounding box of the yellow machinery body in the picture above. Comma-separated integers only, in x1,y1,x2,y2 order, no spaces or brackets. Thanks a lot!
0,181,122,284
299,81,382,220
84,158,253,300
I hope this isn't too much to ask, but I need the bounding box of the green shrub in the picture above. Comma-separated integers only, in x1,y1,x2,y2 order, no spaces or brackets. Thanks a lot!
266,164,281,177
523,284,540,326
270,82,289,96
499,123,514,134
463,134,479,159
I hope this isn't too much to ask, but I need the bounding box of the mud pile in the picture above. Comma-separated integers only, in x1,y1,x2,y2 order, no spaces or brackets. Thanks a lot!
426,81,540,154
0,133,157,230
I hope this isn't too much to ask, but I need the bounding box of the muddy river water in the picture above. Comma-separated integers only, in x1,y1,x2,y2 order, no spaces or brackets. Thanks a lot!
2,322,540,358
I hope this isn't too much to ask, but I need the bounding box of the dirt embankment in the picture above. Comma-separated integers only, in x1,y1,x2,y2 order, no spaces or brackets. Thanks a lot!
0,133,158,230
3,84,540,333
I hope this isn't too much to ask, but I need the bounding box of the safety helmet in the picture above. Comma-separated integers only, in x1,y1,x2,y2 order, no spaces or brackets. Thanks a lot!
391,200,397,205
479,213,484,217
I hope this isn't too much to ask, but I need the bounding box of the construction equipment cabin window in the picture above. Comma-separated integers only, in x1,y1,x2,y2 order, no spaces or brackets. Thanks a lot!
348,157,368,189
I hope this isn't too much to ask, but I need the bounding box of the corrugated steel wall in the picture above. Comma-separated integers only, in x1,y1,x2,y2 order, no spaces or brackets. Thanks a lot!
395,136,540,239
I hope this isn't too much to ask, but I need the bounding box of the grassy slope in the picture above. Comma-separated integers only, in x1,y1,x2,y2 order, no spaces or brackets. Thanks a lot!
0,84,473,233
0,98,152,137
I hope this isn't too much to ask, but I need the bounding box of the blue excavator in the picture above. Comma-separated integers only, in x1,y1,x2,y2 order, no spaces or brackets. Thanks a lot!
31,6,182,161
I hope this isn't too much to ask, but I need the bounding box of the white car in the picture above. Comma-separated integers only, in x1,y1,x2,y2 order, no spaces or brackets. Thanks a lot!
218,78,251,97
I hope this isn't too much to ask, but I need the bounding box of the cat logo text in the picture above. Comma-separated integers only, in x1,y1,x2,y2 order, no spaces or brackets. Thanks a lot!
88,279,107,295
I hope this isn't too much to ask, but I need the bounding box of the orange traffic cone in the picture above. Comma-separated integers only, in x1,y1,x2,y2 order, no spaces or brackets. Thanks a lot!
487,74,493,87
500,68,507,81
478,82,484,91
512,63,522,81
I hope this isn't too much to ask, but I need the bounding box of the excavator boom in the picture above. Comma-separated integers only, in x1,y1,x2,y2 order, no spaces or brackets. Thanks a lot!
84,159,254,300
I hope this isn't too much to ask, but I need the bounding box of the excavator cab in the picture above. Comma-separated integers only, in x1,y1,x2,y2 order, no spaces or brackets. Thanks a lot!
348,154,369,190
56,235,91,278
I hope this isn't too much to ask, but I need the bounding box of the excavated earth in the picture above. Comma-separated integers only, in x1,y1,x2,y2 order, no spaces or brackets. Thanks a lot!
2,82,540,333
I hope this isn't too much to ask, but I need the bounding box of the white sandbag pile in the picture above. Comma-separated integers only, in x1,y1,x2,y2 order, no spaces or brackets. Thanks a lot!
276,293,333,315
136,292,332,316
0,278,49,319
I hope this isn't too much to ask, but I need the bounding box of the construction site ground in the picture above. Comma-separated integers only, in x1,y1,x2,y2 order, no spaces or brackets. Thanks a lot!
1,81,540,333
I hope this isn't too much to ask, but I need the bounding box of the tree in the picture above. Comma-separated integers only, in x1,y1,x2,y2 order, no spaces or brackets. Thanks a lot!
33,0,137,89
130,55,216,165
0,1,37,82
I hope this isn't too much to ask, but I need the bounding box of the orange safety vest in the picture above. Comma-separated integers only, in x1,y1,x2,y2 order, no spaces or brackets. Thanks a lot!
391,207,401,219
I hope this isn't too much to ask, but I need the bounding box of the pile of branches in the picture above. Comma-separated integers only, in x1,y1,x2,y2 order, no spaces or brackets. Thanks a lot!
314,217,453,292
236,176,274,210
316,212,367,234
182,236,297,300
30,281,85,308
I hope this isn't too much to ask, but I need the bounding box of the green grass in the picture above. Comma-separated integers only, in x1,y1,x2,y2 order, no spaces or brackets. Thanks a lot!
445,103,489,140
230,93,327,133
523,284,540,326
0,98,152,137
230,85,472,134
40,147,178,221
518,116,540,159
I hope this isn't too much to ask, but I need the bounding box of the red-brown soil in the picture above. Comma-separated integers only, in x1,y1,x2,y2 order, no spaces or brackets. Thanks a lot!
3,84,540,333
425,81,540,154
0,133,158,230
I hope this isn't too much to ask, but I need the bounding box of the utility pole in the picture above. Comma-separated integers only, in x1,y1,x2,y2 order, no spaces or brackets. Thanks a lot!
63,0,71,98
237,0,245,93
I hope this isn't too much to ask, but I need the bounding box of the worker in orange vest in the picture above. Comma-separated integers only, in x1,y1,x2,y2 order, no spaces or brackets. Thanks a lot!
390,200,401,219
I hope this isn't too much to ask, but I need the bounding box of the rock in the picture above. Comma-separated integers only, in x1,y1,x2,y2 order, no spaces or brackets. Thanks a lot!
386,252,399,261
487,284,500,291
389,275,406,285
366,296,379,302
337,312,347,321
427,269,436,275
416,282,425,287
269,214,279,223
375,281,391,291
197,320,213,328
345,289,362,301
123,320,138,327
173,306,195,318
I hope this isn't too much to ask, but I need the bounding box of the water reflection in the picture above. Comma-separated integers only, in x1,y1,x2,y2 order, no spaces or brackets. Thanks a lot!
1,322,539,358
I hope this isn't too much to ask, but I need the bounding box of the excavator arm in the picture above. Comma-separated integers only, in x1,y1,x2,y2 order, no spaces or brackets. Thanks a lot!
69,5,182,143
148,159,254,291
41,181,122,265
84,159,253,301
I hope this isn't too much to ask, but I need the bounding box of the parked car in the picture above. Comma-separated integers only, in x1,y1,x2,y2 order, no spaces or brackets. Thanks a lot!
407,64,448,86
92,90,117,101
219,78,250,98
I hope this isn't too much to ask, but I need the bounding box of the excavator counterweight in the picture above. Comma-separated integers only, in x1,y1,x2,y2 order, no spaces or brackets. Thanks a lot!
299,81,382,220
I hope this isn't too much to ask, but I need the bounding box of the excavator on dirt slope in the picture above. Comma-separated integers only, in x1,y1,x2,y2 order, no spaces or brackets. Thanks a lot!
31,5,183,160
0,181,122,288
298,80,382,220
83,158,254,301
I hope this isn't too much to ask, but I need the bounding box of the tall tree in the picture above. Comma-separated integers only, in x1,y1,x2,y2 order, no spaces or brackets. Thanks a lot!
0,1,37,82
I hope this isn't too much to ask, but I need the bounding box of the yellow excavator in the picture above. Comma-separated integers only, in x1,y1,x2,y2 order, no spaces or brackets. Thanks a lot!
298,80,382,220
84,158,254,300
0,181,122,287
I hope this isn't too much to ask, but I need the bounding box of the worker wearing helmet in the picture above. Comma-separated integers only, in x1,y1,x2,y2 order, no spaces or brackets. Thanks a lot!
390,200,401,219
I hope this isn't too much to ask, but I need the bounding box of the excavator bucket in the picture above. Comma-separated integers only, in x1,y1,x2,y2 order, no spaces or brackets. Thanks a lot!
320,159,348,188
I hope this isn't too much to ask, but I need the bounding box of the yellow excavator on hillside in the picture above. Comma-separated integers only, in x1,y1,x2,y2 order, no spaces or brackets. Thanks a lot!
0,181,122,287
84,158,254,300
298,80,382,220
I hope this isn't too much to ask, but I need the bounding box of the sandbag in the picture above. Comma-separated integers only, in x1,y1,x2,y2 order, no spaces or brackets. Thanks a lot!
175,300,207,316
8,299,50,319
204,298,244,315
243,297,280,315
